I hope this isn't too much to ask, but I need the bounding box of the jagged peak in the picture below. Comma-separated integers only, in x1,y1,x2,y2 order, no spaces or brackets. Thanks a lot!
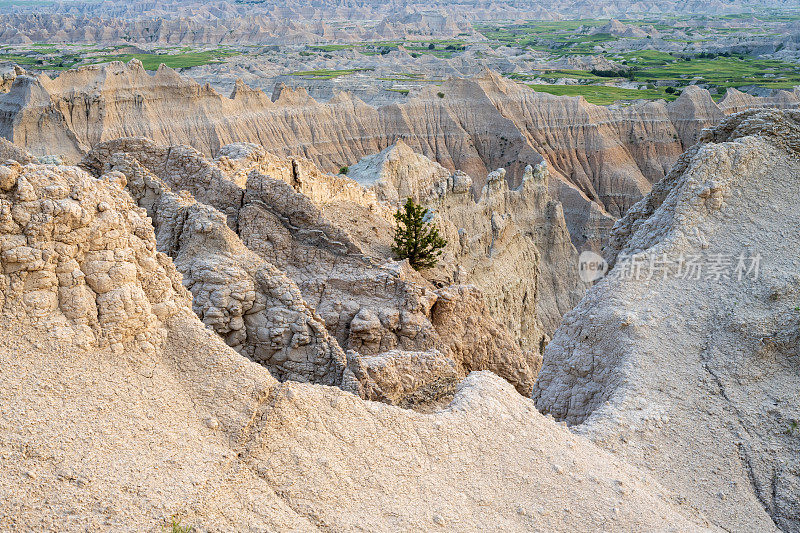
718,86,754,107
271,82,316,106
666,84,719,109
328,90,357,105
152,62,186,83
126,58,146,72
230,78,272,104
675,84,707,97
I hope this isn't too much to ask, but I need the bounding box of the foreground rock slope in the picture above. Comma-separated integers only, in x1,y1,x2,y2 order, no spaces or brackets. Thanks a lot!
535,109,800,532
0,159,715,531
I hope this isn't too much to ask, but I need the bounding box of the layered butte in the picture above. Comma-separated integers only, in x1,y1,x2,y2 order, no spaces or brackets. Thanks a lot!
3,61,799,248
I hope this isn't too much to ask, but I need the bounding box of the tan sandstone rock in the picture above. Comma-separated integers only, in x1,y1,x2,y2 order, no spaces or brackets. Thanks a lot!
0,161,716,531
535,110,800,532
81,138,542,399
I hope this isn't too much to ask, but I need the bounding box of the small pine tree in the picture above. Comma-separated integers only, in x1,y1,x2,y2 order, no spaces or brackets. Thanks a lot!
392,198,447,270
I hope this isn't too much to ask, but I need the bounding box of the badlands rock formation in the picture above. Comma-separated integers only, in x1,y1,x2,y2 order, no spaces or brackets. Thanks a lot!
430,163,588,347
0,155,719,531
0,6,477,46
0,160,188,355
0,137,33,165
535,110,800,531
4,61,799,247
97,152,349,386
80,137,559,401
0,65,24,94
0,0,784,35
348,140,452,204
348,142,585,334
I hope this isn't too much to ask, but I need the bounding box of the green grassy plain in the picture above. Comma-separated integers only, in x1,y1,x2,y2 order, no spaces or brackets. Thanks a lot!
478,18,800,100
95,50,239,70
527,84,678,105
290,68,373,79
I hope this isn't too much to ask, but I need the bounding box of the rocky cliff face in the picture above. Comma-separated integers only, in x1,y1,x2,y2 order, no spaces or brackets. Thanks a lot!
4,85,800,533
0,136,34,164
431,163,587,338
347,139,453,204
80,137,551,400
0,151,722,531
534,110,800,532
0,160,189,354
4,62,798,248
314,140,587,356
0,156,718,530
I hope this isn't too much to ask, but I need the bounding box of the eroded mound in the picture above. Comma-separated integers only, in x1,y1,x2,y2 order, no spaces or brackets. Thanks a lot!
81,137,548,401
535,110,800,532
0,161,187,353
0,160,715,531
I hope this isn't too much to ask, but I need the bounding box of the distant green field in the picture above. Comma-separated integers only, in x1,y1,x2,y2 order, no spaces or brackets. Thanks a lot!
310,44,354,52
617,50,676,67
527,84,678,105
0,51,81,70
90,50,239,70
510,69,606,81
0,54,40,67
291,68,373,79
631,56,800,89
307,40,467,59
475,20,614,55
475,15,800,91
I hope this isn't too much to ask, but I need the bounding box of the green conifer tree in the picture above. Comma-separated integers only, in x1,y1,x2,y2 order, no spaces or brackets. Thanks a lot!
392,198,447,270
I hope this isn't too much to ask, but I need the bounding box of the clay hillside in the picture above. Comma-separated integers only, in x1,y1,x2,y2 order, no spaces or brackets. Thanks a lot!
0,102,798,530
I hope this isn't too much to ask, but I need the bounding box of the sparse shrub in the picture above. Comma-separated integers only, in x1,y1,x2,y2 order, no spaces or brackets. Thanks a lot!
665,86,676,94
437,92,445,98
392,198,447,270
590,68,623,78
168,519,193,533
339,166,349,175
428,43,436,50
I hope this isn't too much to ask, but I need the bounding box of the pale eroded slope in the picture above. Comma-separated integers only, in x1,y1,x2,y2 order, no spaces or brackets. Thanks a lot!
535,110,800,532
0,159,716,531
